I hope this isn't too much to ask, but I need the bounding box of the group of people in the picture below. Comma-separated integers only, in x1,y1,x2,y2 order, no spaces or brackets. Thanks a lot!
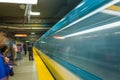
0,30,34,80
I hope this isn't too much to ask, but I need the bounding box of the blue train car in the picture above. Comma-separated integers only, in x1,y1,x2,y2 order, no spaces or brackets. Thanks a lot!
35,0,120,80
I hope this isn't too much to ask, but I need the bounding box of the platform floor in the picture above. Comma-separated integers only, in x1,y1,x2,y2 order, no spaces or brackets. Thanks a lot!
9,55,38,80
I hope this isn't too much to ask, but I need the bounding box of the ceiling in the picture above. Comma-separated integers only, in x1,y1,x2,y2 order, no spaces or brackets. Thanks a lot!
0,0,82,42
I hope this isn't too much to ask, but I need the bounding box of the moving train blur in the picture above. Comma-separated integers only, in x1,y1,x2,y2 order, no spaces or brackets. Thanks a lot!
34,0,120,80
0,0,120,80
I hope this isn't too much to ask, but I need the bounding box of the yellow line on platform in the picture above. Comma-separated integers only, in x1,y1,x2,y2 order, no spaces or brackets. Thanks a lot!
34,48,81,80
108,5,120,12
33,48,54,80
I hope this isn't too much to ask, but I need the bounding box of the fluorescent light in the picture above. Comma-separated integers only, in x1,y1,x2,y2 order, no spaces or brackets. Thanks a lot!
14,34,27,37
101,9,120,16
30,11,40,16
25,40,30,42
62,21,120,38
31,32,35,34
0,0,38,4
55,0,120,33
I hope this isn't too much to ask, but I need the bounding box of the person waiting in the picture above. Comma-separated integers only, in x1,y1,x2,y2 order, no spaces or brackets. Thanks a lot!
0,45,14,80
16,44,22,60
28,43,34,61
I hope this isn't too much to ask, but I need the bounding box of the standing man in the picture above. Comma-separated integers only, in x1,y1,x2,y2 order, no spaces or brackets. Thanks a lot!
17,44,22,60
9,41,17,65
23,43,27,56
28,42,33,61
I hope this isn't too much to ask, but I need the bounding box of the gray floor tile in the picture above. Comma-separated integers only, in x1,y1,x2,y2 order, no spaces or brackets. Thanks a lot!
9,56,38,80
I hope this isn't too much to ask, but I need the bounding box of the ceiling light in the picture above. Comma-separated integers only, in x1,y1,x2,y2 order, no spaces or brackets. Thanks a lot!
20,5,26,9
14,34,27,37
30,11,40,16
25,40,30,42
31,32,35,34
0,0,38,4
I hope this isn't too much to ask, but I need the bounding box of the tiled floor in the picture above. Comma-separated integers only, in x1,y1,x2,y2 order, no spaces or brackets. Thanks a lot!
9,55,38,80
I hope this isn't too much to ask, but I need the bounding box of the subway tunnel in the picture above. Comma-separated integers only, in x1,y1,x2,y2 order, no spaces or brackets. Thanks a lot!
0,0,120,80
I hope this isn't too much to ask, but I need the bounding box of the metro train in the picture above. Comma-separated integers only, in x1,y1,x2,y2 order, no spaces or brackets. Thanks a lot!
34,0,120,80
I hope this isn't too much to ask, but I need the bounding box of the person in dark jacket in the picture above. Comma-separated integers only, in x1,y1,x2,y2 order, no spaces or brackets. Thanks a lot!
28,43,34,61
23,43,27,55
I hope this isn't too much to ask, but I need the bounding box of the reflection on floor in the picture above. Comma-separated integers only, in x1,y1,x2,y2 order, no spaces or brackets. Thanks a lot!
9,55,38,80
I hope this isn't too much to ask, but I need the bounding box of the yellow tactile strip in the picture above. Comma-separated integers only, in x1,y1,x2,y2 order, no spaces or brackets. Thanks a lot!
108,5,120,12
34,48,81,80
33,48,54,80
